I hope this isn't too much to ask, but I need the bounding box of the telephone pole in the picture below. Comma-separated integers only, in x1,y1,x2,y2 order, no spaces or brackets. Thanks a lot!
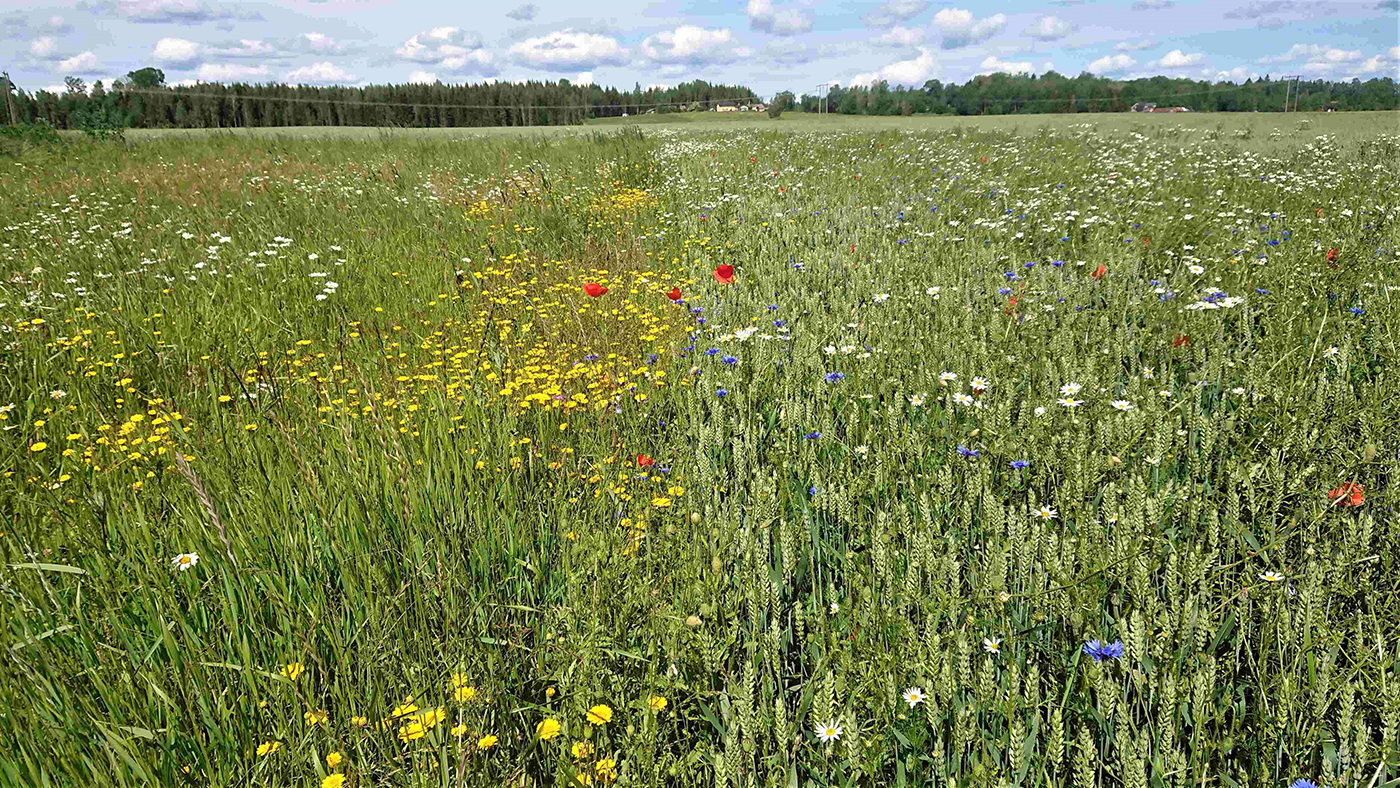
2,72,17,125
1282,74,1302,112
815,83,829,114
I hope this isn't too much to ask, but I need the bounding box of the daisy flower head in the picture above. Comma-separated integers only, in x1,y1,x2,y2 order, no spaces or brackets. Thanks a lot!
952,392,973,406
939,371,957,383
586,705,613,725
1059,382,1082,396
908,394,926,407
983,636,1002,654
814,720,844,742
902,687,925,708
926,286,941,298
1110,400,1134,411
1259,571,1285,582
1031,505,1058,520
171,552,199,571
1322,346,1339,358
874,293,890,303
970,376,989,393
1057,397,1084,409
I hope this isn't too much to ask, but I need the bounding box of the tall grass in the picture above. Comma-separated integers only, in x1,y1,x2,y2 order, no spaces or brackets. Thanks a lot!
1,117,1397,788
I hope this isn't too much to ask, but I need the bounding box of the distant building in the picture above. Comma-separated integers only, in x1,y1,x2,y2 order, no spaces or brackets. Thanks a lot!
752,103,766,112
1150,106,1191,113
1131,102,1156,112
716,101,738,112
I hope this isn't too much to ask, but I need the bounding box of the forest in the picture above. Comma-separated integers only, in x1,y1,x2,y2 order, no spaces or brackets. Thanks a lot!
3,66,1397,132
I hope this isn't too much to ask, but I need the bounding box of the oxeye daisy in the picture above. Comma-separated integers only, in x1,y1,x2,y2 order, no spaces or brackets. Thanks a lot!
813,720,844,742
902,687,925,708
983,636,1002,654
171,552,199,571
1259,570,1285,582
1057,397,1084,408
1031,505,1058,520
1059,382,1082,396
1110,400,1134,411
952,392,973,405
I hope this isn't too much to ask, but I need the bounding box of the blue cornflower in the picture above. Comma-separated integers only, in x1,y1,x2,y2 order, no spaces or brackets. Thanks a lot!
647,353,658,364
767,304,779,310
773,320,786,328
716,388,728,397
1255,288,1269,294
721,355,739,365
1350,307,1365,315
690,307,704,314
998,286,1013,295
956,445,978,458
1004,271,1019,281
1060,236,1070,241
1010,459,1030,469
805,431,821,439
1052,259,1065,267
808,485,818,496
584,354,600,361
1288,780,1321,788
704,348,720,356
1024,261,1035,269
825,371,846,383
1082,640,1125,661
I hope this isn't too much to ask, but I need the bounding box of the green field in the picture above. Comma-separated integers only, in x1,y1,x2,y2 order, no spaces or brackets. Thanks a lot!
2,116,1398,788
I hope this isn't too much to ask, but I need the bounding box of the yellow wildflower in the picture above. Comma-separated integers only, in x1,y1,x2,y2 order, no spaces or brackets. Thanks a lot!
536,718,562,740
326,751,343,770
255,741,280,757
648,695,668,712
321,775,346,788
477,733,498,750
586,705,613,725
280,662,304,681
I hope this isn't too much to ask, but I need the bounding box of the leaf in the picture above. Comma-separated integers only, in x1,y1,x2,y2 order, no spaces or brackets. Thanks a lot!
8,562,86,575
9,624,75,651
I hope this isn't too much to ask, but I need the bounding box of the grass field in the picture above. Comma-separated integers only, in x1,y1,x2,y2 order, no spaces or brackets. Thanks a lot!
2,115,1399,788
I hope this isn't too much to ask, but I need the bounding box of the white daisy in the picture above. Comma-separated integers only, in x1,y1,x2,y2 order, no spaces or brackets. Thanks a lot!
939,371,957,383
1033,406,1047,417
1059,382,1082,396
983,636,1002,654
1057,397,1084,409
908,394,926,407
1031,506,1058,520
830,602,840,614
874,293,890,303
171,553,199,571
1110,400,1134,411
814,720,844,743
902,687,925,708
952,392,973,406
855,445,869,456
1145,456,1161,466
926,286,941,298
1259,571,1284,582
1322,346,1339,358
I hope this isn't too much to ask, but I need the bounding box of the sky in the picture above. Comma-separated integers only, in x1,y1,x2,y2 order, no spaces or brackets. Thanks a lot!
3,0,1398,99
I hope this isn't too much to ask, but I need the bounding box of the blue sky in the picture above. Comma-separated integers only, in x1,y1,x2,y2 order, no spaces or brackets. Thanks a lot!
4,0,1398,98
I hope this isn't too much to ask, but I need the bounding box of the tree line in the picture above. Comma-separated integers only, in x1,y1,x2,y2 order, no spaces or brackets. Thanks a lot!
2,68,758,130
790,72,1398,115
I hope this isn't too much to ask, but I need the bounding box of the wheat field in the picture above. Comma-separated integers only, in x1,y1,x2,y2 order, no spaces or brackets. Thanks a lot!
1,115,1398,788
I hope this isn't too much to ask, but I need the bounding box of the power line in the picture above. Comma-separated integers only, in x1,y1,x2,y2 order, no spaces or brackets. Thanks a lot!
114,87,764,112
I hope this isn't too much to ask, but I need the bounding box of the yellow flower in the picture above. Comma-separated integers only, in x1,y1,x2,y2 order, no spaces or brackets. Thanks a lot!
305,709,328,726
536,718,562,740
648,695,668,712
30,442,47,452
415,707,446,728
451,672,471,688
326,751,343,770
398,721,427,742
546,686,556,698
280,662,304,681
321,775,346,788
451,723,469,737
477,733,499,750
571,740,594,759
597,757,618,783
586,705,613,725
351,716,368,727
454,685,477,702
255,741,280,757
650,497,671,508
572,773,594,787
390,701,419,718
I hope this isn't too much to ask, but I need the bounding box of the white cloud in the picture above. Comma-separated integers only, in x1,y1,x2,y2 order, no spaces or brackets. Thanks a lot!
747,0,813,36
932,8,1007,49
849,46,937,85
1088,53,1136,73
875,26,926,46
864,0,929,27
977,55,1033,75
395,27,495,75
1114,38,1156,51
285,62,356,84
407,70,438,83
641,26,749,64
506,4,537,21
114,0,259,25
30,36,58,58
1212,65,1259,82
1026,15,1072,41
1149,49,1203,68
575,71,593,85
508,29,628,70
195,62,269,81
1256,44,1368,75
58,52,100,73
42,83,66,94
153,36,202,66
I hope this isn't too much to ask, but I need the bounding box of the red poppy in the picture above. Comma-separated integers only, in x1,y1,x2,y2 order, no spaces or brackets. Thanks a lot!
1172,334,1190,348
714,265,735,284
666,286,682,301
849,244,856,254
1328,482,1364,508
637,454,655,468
750,156,755,163
583,283,608,297
980,157,987,162
1142,237,1151,247
1091,264,1107,280
1326,248,1339,262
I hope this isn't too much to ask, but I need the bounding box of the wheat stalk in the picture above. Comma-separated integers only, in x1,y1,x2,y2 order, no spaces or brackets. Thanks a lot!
173,452,236,565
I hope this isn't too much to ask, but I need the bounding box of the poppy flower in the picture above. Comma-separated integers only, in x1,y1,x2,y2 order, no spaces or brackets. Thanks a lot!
637,454,655,468
583,283,608,297
1091,264,1107,280
980,157,987,162
1326,248,1339,262
714,265,736,284
666,286,682,301
1328,482,1364,508
1172,334,1190,348
1142,238,1151,247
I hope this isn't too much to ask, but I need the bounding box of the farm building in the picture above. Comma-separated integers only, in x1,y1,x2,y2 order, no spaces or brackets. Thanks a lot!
715,101,738,112
1150,106,1191,113
1131,102,1156,112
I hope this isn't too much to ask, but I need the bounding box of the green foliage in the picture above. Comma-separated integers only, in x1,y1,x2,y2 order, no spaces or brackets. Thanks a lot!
0,118,1397,788
0,118,64,157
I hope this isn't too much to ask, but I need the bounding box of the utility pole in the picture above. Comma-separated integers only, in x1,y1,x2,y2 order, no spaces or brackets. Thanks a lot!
1282,74,1302,112
815,83,828,114
2,72,17,125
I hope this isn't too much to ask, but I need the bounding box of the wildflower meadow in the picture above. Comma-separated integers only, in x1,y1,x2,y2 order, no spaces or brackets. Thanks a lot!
2,113,1398,788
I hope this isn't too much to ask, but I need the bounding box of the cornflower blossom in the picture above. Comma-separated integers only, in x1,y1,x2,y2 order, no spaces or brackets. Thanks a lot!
956,445,978,458
1082,639,1125,661
1010,459,1030,469
825,372,846,383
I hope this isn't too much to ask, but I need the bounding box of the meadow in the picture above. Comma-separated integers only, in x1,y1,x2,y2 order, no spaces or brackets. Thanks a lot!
1,112,1398,788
